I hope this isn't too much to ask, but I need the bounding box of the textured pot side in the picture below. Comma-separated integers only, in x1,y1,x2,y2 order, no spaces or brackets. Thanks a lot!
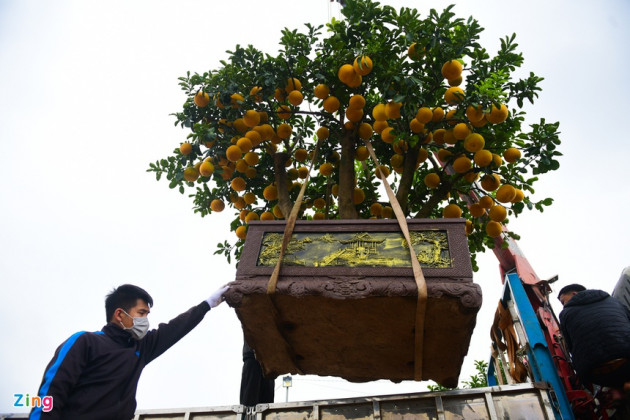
224,219,482,387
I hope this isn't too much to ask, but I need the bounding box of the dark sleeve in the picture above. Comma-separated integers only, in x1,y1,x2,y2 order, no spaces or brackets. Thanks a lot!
559,310,573,353
141,301,211,364
31,332,89,420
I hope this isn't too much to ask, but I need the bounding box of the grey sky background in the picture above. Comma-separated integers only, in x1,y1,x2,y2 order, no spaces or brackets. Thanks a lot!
1,0,629,414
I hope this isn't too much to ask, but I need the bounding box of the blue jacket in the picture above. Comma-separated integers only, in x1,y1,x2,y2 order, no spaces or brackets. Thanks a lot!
559,289,630,381
31,301,211,420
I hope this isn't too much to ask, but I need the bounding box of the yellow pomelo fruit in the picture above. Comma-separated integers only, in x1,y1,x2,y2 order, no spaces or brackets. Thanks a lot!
385,102,402,119
345,107,364,123
441,60,463,80
444,86,465,105
194,91,210,107
469,203,485,217
442,203,462,218
237,137,253,153
355,145,369,161
474,149,493,167
179,142,193,155
263,185,278,201
353,56,373,76
437,149,452,162
433,128,446,144
478,195,494,209
466,105,484,123
210,199,225,212
226,145,242,162
409,118,424,133
338,64,357,84
244,152,259,166
183,166,199,182
358,123,373,140
417,148,429,164
370,202,383,216
313,212,326,220
464,133,485,153
314,84,330,100
416,107,433,124
297,166,309,179
453,123,470,140
272,204,284,219
349,94,366,109
372,103,387,121
274,88,286,102
495,184,517,203
199,161,215,177
485,221,502,238
424,173,440,188
375,165,390,178
487,103,509,124
235,159,249,173
488,205,507,222
319,162,334,176
230,93,245,108
481,173,501,191
493,154,503,167
465,220,474,235
380,127,396,143
443,129,457,145
452,156,472,173
390,154,404,169
285,77,302,92
316,126,330,140
277,105,292,120
243,192,257,205
504,147,522,163
243,110,261,127
231,176,246,192
432,107,445,122
260,211,275,221
294,148,308,162
323,96,340,113
288,90,304,106
313,198,326,209
372,120,388,134
448,76,463,87
353,188,365,204
235,225,247,240
245,130,262,146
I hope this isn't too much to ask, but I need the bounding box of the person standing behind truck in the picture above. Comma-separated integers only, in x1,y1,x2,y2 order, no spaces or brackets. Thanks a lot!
30,283,229,420
558,283,630,389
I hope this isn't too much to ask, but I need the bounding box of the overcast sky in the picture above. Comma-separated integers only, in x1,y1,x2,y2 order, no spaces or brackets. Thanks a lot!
1,0,629,414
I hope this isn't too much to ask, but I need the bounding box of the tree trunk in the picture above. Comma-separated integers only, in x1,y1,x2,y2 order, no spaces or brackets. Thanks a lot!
273,152,293,218
337,131,358,219
415,176,452,218
395,144,420,216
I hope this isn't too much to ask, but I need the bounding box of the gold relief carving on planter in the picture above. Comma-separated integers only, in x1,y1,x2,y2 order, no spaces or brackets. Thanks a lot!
257,230,452,268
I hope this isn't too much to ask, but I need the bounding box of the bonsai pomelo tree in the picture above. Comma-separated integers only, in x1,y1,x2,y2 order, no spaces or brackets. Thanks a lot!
148,0,560,269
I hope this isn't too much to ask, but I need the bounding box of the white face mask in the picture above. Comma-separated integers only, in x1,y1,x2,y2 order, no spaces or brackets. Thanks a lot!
120,310,150,340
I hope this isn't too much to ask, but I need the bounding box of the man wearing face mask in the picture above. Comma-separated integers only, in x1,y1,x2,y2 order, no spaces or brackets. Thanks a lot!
30,284,229,420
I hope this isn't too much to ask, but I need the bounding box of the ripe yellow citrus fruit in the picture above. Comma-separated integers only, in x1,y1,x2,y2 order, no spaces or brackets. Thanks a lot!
372,103,387,121
478,195,494,209
179,142,193,155
199,161,215,177
319,162,334,176
272,204,284,219
493,154,503,167
486,221,502,238
313,198,326,209
465,105,484,123
504,147,522,163
353,56,373,76
390,154,404,168
487,103,508,124
235,159,249,173
495,184,517,203
441,60,463,80
353,188,365,204
245,130,262,146
443,203,462,218
194,91,210,107
471,116,488,128
245,212,259,223
249,86,263,101
452,156,472,173
323,96,340,113
243,152,259,166
314,84,330,100
443,130,457,145
230,93,245,108
375,165,390,178
355,145,369,161
409,119,424,134
358,123,373,140
293,149,308,164
433,128,446,144
444,86,465,105
385,102,402,119
263,184,278,201
243,192,257,205
297,166,309,179
465,220,474,235
453,123,470,140
464,133,485,153
276,123,292,139
417,148,429,164
231,177,246,192
349,94,366,109
392,140,408,154
236,137,253,153
370,202,383,216
437,149,452,162
380,206,392,218
285,77,302,92
210,199,225,212
338,64,357,85
511,188,524,203
243,110,261,127
245,167,257,178
481,173,501,191
415,107,433,124
345,107,363,123
448,76,463,87
372,120,388,134
235,225,247,240
277,105,292,119
432,107,445,122
474,149,493,167
226,145,242,162
380,127,396,143
183,166,199,182
424,172,440,188
316,126,330,140
489,204,507,222
288,90,304,106
274,88,286,102
312,212,325,220
469,203,485,217
260,211,274,221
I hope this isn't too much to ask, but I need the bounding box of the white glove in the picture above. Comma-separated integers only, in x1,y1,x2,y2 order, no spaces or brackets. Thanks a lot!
206,285,229,308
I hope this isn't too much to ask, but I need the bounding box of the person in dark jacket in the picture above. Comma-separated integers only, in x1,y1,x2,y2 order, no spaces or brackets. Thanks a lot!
558,284,630,388
240,339,275,406
30,283,228,420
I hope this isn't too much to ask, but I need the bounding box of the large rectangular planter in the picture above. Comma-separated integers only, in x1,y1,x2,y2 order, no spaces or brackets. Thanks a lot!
224,218,482,387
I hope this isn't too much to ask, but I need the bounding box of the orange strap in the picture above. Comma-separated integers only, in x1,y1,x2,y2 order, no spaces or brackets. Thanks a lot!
363,139,427,381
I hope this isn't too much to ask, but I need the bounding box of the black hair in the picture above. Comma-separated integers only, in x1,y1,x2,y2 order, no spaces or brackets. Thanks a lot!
105,284,153,322
557,283,586,300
